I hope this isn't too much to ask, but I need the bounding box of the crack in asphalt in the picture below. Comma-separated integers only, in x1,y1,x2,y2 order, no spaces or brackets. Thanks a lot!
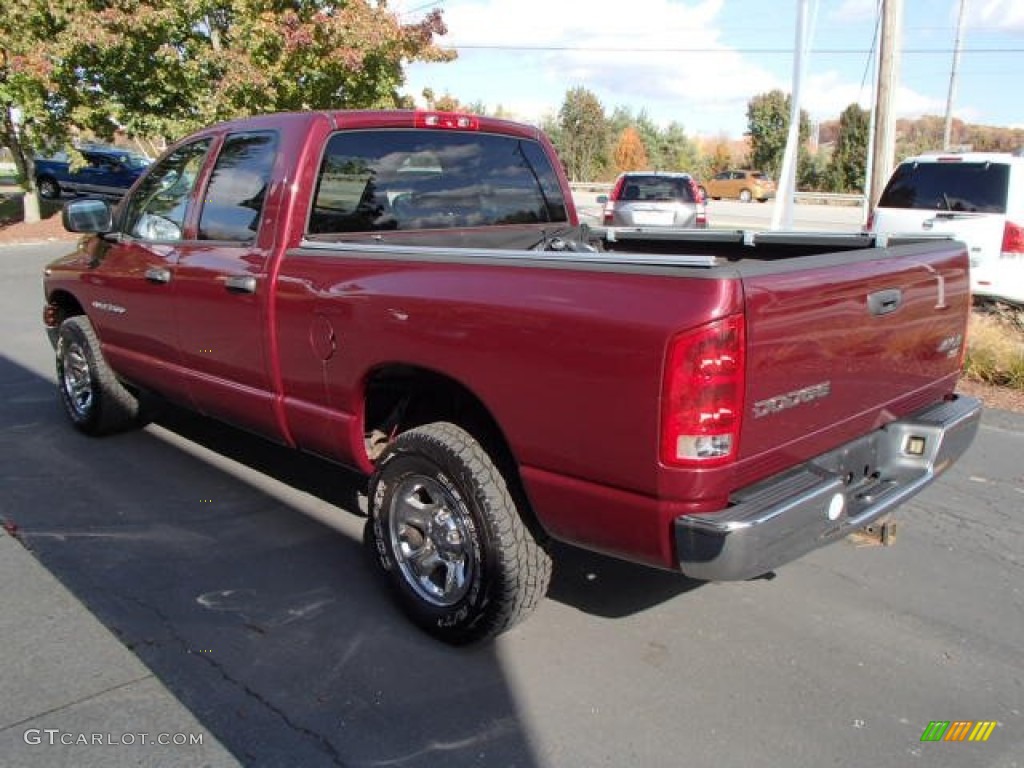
119,592,350,768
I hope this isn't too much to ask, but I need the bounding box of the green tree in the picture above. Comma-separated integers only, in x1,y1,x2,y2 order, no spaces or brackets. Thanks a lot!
827,103,869,192
746,89,809,179
661,121,700,174
2,1,454,221
557,87,608,181
1,1,79,221
798,151,829,192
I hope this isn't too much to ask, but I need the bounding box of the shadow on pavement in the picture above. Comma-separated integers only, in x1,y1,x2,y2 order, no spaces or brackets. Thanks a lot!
1,354,541,767
2,351,705,765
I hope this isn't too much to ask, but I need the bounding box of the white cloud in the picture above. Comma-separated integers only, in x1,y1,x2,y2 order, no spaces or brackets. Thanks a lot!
400,0,977,136
974,0,1024,32
831,0,879,23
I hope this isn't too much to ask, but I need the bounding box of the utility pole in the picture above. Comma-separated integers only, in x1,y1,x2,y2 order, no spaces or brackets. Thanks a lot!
943,0,967,150
868,0,903,210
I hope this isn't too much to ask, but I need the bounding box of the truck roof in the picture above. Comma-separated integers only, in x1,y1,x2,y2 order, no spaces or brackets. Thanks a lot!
186,109,546,143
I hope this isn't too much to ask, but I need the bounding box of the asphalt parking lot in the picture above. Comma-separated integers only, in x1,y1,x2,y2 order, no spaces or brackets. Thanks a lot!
1,242,1022,767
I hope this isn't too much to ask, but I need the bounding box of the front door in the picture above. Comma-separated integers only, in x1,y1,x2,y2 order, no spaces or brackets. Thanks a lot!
88,139,213,404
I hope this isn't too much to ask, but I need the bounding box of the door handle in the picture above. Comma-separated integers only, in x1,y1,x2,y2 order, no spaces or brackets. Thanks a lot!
224,275,257,294
867,288,902,316
145,267,172,284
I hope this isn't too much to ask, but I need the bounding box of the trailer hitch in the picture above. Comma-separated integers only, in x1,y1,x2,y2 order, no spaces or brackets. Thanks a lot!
847,515,898,547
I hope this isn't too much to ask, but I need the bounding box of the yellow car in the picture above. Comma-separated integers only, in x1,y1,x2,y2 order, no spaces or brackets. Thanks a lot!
702,169,776,203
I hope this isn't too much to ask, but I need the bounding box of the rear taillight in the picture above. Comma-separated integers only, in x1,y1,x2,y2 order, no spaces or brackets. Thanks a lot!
1001,220,1024,256
695,210,708,228
604,176,627,225
660,315,745,467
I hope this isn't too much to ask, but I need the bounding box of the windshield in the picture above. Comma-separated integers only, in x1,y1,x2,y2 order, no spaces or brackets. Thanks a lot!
878,161,1009,213
117,153,152,170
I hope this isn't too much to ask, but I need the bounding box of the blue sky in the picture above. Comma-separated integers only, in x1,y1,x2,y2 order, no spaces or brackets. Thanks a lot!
399,0,1024,138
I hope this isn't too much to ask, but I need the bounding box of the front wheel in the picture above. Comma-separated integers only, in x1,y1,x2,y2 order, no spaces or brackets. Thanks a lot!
55,316,141,435
368,422,552,644
37,176,62,200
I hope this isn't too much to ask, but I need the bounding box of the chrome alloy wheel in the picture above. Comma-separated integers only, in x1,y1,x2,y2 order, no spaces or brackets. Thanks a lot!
60,339,94,419
388,474,476,607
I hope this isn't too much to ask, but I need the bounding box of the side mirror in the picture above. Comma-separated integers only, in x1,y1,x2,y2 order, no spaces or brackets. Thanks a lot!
62,198,114,234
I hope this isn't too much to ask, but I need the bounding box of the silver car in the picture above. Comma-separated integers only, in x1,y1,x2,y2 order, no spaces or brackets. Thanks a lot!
600,172,707,228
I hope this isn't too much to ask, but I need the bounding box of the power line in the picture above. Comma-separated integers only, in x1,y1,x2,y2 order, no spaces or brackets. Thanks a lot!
448,44,1022,54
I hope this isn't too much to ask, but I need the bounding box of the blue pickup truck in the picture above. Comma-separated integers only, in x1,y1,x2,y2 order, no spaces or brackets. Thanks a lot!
34,146,151,199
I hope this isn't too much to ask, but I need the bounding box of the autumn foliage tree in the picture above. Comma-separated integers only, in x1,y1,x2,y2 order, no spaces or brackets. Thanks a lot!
1,0,454,221
613,126,648,173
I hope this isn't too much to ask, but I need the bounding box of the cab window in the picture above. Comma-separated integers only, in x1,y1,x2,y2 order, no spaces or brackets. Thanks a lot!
123,140,212,241
308,129,568,234
198,132,278,242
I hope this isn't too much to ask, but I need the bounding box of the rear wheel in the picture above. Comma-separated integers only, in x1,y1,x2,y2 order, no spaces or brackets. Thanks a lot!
368,422,551,644
739,188,752,203
56,316,141,435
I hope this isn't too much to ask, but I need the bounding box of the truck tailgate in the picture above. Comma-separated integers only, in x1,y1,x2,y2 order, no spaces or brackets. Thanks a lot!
736,240,970,484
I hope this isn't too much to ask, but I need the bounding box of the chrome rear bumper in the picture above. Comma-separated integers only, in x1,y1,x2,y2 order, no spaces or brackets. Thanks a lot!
674,395,982,581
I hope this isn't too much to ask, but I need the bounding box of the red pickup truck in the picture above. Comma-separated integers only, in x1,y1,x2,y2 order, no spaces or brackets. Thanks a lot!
43,110,981,644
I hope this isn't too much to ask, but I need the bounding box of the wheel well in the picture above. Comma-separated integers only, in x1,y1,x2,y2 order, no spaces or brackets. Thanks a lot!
45,290,85,328
363,365,547,540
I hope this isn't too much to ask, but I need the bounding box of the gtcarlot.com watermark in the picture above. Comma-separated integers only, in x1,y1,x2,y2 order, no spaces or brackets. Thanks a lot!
24,728,204,747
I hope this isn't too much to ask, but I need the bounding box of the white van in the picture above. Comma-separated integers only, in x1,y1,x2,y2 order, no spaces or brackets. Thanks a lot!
868,151,1024,306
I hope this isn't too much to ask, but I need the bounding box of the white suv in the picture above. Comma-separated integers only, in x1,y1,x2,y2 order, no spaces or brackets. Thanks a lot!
868,151,1024,305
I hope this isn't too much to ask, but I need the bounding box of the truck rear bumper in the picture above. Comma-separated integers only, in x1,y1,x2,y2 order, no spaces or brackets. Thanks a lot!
674,395,982,581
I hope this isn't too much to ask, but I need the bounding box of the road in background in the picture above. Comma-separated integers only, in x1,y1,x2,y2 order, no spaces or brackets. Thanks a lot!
575,191,865,232
2,243,1021,767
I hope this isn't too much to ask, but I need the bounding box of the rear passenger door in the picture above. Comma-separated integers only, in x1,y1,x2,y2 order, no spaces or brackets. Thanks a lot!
172,130,283,438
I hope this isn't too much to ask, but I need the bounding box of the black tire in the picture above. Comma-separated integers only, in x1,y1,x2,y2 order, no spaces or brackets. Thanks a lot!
55,316,141,435
368,422,551,645
37,176,61,200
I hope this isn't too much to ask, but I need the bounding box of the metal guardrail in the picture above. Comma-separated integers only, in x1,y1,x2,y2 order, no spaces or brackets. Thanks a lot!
793,191,864,206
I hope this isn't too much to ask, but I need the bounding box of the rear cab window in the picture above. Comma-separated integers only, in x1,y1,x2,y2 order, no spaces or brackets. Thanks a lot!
878,160,1010,213
307,129,568,238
